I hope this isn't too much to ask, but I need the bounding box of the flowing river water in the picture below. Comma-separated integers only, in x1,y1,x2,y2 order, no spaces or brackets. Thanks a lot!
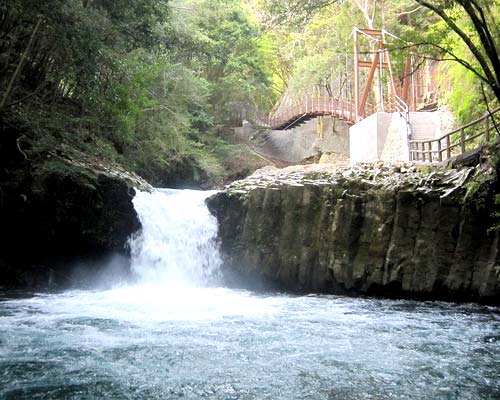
1,189,499,399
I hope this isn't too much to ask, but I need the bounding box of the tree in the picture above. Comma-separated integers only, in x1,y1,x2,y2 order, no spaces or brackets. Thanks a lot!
0,0,170,116
249,0,340,29
0,0,277,187
179,0,276,121
415,0,500,105
248,0,499,120
249,0,398,110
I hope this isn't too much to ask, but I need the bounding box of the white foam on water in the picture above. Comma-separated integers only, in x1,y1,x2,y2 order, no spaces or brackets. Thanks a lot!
4,189,276,325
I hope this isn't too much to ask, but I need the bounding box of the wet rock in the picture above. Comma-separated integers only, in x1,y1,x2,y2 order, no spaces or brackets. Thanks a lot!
207,159,500,304
0,155,146,288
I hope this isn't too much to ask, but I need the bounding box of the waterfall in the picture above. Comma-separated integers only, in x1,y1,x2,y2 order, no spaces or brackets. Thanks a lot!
129,189,222,287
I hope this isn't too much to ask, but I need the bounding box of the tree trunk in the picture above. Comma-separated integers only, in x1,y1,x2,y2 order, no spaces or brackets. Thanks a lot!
0,18,43,115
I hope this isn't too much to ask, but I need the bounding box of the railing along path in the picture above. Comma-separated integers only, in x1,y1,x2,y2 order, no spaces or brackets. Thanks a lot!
409,107,500,162
259,95,357,130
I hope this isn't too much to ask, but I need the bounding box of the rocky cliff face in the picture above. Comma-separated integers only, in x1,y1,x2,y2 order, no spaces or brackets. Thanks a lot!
207,156,500,304
0,151,150,288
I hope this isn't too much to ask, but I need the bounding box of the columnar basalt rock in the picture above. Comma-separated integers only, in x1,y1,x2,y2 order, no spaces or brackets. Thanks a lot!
207,160,500,304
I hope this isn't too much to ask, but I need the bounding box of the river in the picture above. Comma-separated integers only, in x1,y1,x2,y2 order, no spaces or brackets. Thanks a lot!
1,189,499,399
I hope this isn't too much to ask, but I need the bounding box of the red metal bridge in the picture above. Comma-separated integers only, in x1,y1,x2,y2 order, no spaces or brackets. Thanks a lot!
258,96,358,130
256,28,426,131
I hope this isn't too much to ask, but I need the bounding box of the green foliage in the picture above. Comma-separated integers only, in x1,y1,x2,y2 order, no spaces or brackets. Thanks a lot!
0,0,169,107
180,0,277,119
248,0,434,101
248,0,500,125
464,169,497,212
440,60,488,124
6,0,498,190
1,0,275,187
191,139,268,186
490,193,500,233
415,0,500,109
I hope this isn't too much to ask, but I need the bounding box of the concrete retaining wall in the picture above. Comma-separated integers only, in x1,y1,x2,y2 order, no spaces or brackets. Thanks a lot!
237,117,350,164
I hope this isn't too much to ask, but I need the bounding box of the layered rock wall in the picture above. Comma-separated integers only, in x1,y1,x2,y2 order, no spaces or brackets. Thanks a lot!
208,160,500,304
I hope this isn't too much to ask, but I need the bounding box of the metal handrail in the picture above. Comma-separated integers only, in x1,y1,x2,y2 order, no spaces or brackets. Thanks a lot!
256,93,357,130
409,106,500,162
395,94,412,140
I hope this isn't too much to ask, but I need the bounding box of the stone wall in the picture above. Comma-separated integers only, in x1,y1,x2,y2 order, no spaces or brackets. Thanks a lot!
207,158,500,304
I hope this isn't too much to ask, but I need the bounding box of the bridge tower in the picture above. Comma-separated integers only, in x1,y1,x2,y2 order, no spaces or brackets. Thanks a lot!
353,27,402,121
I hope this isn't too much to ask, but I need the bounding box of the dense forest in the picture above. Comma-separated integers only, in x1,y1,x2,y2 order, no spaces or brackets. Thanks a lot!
1,0,499,189
0,0,281,187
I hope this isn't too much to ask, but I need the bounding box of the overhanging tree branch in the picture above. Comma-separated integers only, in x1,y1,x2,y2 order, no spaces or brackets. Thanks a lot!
456,0,500,90
394,42,489,84
415,0,500,102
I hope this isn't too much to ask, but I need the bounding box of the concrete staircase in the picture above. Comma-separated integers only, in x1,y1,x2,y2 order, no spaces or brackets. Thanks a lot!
349,111,441,164
408,112,441,141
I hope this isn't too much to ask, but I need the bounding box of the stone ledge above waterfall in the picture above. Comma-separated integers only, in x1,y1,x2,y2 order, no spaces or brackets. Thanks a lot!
207,157,500,304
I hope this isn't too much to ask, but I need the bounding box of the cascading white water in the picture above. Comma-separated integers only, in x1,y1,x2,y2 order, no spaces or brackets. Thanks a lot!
129,189,222,286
